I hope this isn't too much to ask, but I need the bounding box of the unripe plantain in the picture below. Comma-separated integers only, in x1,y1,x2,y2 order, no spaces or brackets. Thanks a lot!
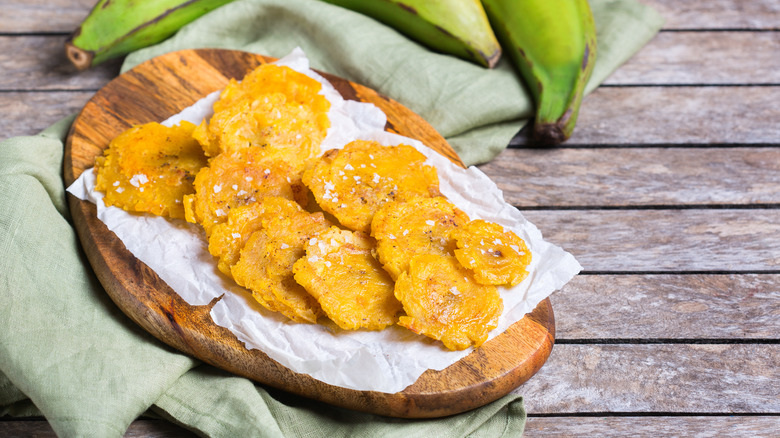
321,0,502,68
66,0,235,70
481,0,597,144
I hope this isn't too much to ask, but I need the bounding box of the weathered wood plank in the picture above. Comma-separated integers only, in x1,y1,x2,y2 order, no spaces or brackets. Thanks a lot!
512,86,780,146
517,344,780,414
4,31,779,90
4,0,780,33
0,36,120,91
0,91,93,140
525,416,780,437
644,0,780,30
553,274,780,339
5,87,780,145
480,147,780,207
6,32,780,91
604,31,780,85
4,415,779,438
1,0,94,33
521,209,780,272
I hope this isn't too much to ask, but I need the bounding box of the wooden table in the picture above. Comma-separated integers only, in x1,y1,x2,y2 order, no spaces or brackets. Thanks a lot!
2,1,778,436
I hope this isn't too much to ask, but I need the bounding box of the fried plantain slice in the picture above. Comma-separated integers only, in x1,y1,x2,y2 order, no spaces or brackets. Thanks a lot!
193,93,329,172
293,227,400,330
182,148,307,236
94,121,208,219
371,196,470,280
453,220,532,287
194,63,331,161
207,197,303,277
303,139,441,233
394,255,503,351
214,63,330,115
231,202,332,323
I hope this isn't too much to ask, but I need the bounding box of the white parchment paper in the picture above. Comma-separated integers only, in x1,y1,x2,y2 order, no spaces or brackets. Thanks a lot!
67,48,582,393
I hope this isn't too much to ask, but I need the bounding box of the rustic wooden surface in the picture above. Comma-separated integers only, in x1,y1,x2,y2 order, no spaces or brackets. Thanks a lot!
1,0,779,436
63,48,554,419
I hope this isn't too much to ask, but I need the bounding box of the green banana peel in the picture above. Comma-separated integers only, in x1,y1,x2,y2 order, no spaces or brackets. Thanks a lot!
66,0,235,70
321,0,502,68
482,0,597,145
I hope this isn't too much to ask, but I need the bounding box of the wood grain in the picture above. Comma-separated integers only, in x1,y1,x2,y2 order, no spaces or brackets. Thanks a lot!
64,48,554,418
6,415,780,438
1,0,94,33
0,91,94,138
0,36,120,91
522,209,780,272
643,0,780,30
4,31,780,91
553,274,780,339
8,83,780,146
519,344,780,414
480,147,780,207
604,31,780,85
511,86,780,146
525,416,780,437
4,0,780,33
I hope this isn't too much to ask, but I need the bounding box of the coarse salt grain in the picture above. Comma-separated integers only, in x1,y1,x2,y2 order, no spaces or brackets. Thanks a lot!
129,173,148,187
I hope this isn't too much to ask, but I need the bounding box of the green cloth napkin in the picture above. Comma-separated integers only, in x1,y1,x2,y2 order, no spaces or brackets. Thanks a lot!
1,0,663,436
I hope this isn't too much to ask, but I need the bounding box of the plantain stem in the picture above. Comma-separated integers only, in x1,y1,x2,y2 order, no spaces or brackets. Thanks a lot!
65,41,94,71
533,122,568,146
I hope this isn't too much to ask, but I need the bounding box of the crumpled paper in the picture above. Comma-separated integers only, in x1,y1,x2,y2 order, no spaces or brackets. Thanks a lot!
67,48,581,393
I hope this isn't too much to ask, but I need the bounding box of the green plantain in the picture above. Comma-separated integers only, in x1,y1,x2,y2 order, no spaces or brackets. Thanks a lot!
66,0,235,70
481,0,597,144
320,0,502,68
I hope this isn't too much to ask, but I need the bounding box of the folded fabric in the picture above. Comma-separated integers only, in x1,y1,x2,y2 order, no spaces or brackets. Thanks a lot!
0,0,663,436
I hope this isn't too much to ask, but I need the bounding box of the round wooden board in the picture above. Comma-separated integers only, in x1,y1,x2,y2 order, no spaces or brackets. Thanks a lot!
64,49,554,418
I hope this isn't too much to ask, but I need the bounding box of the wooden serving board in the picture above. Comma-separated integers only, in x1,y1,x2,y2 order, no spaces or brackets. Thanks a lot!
64,49,554,418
